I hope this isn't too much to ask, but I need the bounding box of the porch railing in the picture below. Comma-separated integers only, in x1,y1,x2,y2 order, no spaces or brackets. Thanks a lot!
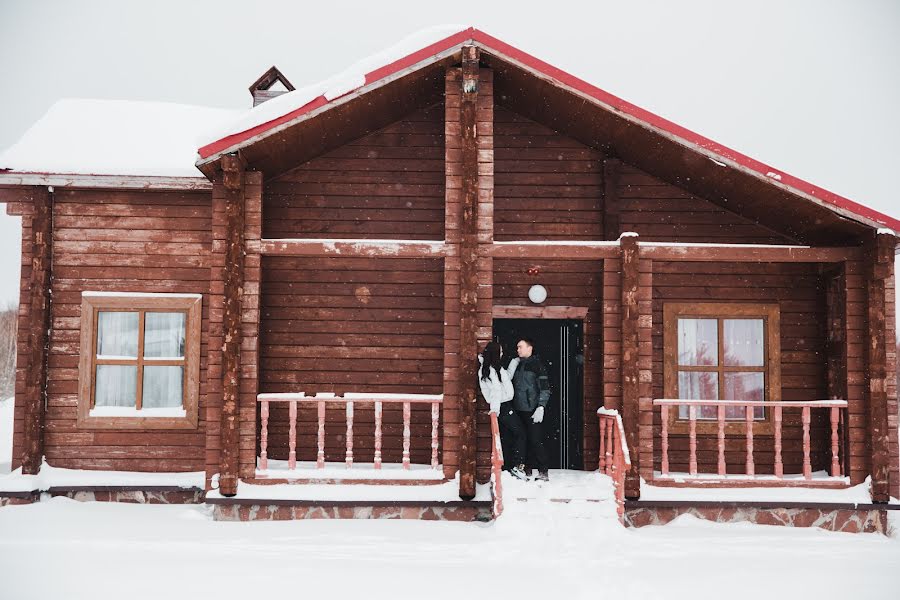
256,392,443,473
598,408,630,520
490,411,504,517
653,399,848,483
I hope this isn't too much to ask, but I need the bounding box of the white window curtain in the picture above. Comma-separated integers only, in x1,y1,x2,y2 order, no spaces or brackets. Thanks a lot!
142,366,184,408
97,312,138,358
95,365,137,407
677,318,717,366
144,312,185,358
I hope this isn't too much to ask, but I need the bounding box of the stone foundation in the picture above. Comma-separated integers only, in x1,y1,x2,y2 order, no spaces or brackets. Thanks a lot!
625,504,890,534
211,502,493,522
48,488,204,504
0,493,38,507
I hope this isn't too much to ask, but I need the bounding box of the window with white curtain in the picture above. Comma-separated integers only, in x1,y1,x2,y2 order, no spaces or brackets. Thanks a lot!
663,303,781,425
77,293,201,429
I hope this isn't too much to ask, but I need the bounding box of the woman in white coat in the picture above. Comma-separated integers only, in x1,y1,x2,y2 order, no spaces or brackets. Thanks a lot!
478,341,527,480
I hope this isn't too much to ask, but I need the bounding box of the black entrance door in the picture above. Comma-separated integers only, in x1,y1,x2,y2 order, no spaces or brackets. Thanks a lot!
492,318,584,470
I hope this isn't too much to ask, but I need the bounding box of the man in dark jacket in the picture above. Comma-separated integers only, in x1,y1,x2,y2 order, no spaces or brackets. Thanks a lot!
508,337,551,482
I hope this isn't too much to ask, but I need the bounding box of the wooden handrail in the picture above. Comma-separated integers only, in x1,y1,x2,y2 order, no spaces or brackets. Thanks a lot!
598,408,630,522
653,399,848,408
490,412,504,518
257,393,443,472
653,399,848,482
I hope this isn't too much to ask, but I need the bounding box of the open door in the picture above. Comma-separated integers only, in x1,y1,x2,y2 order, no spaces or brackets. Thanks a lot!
493,318,584,470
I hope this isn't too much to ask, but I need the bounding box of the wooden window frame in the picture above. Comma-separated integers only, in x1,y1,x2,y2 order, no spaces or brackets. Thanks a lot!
663,302,781,435
77,293,202,430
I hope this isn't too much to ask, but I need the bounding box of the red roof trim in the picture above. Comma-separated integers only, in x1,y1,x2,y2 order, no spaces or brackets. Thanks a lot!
197,29,475,162
197,27,900,232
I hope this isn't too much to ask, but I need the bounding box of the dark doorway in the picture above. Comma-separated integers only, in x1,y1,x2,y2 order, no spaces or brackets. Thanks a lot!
493,319,584,470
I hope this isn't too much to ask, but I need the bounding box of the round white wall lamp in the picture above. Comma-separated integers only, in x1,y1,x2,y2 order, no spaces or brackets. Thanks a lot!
528,284,548,304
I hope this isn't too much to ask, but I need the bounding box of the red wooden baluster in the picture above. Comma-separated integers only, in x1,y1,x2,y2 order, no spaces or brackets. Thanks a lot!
431,402,440,470
661,405,669,476
316,400,325,469
402,401,411,470
288,399,297,470
689,405,697,476
374,400,383,470
802,406,812,480
774,404,783,478
745,405,754,477
717,404,726,476
606,419,614,476
259,399,269,471
614,424,625,521
345,401,354,468
598,416,607,472
830,406,840,477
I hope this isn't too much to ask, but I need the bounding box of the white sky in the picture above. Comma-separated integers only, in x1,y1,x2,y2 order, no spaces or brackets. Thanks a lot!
0,0,898,309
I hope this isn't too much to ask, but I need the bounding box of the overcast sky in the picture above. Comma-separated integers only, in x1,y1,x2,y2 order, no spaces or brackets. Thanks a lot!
0,0,898,309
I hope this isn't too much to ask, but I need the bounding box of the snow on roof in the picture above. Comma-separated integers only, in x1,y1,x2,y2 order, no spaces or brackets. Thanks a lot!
201,25,465,149
0,98,239,178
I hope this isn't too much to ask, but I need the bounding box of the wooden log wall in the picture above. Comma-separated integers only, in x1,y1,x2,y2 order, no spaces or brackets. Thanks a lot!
6,193,35,472
650,261,830,475
257,256,444,464
493,105,604,241
617,164,796,243
886,268,899,498
39,189,210,471
262,105,445,240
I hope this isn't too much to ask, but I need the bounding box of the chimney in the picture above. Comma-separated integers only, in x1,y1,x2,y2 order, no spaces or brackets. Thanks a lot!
249,66,294,107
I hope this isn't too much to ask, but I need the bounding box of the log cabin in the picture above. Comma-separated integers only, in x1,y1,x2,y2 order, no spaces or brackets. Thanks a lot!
1,27,898,530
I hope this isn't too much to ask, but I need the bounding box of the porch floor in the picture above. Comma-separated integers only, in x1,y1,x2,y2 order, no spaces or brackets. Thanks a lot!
255,459,445,482
640,477,882,504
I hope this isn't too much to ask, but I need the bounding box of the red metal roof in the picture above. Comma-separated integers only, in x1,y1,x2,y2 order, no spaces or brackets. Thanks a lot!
196,27,900,232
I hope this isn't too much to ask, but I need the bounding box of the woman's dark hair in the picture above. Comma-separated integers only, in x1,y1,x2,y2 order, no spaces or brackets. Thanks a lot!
481,341,502,381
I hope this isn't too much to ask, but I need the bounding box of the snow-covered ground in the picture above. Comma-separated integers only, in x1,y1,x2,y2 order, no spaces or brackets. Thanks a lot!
0,489,898,600
2,400,900,599
0,397,12,474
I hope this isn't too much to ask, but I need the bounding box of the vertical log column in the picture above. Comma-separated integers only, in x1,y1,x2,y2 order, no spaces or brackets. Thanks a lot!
21,187,52,474
620,233,645,498
218,154,246,496
457,46,481,500
239,171,263,480
866,231,895,502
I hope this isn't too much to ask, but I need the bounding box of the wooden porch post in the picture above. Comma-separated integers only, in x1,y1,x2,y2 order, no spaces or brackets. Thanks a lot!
21,186,52,474
621,233,647,498
457,45,480,500
865,230,895,502
218,154,246,496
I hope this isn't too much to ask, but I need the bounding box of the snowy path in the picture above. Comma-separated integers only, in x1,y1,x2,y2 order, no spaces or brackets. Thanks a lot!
1,488,898,599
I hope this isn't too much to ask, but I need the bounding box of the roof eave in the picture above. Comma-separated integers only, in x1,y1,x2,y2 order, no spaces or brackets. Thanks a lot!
0,171,213,191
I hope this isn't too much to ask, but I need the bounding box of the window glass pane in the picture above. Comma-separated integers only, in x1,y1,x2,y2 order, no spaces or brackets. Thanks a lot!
144,312,186,358
94,365,137,407
724,372,765,419
678,371,719,419
142,366,184,408
724,319,764,367
677,318,718,366
97,312,138,358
